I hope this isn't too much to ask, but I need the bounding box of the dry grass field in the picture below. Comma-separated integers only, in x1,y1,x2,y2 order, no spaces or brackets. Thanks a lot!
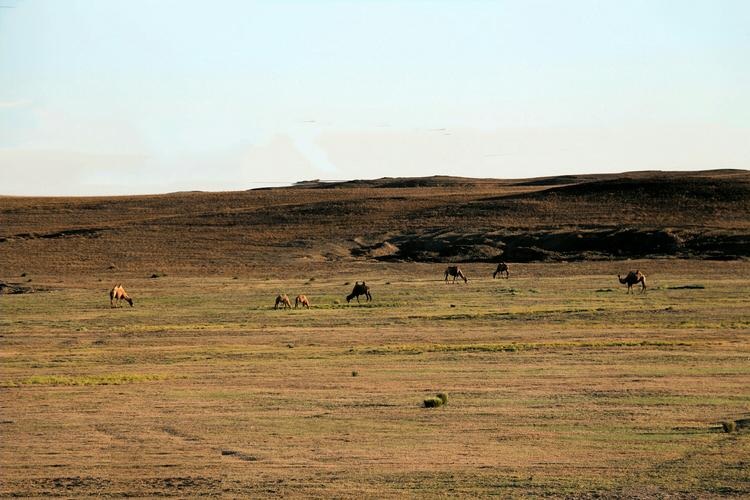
2,171,750,497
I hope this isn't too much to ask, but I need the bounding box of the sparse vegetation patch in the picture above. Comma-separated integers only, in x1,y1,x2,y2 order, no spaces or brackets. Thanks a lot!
2,373,167,387
357,340,692,355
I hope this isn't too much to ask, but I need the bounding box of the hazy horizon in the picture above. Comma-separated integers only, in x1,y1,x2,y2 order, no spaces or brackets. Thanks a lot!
2,0,749,196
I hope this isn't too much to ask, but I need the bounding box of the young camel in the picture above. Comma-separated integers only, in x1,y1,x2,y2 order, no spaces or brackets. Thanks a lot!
493,262,509,279
346,282,372,303
274,293,292,309
444,266,467,284
109,284,133,307
618,270,647,294
295,294,311,309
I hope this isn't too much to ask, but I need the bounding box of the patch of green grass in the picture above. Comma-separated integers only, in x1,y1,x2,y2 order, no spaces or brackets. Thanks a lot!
356,340,692,355
2,373,167,387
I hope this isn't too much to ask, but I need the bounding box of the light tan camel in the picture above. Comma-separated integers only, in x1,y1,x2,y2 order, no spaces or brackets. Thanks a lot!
295,294,310,308
347,282,372,303
274,293,292,309
618,270,647,294
444,266,467,283
109,284,133,307
493,262,509,279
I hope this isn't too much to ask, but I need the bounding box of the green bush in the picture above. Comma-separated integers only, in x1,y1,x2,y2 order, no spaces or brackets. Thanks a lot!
424,397,443,408
436,392,448,405
722,421,737,433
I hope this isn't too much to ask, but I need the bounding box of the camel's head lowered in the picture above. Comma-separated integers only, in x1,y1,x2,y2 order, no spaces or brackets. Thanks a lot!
125,297,134,307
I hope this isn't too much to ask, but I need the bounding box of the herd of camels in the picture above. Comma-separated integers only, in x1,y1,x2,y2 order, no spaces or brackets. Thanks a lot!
109,264,647,309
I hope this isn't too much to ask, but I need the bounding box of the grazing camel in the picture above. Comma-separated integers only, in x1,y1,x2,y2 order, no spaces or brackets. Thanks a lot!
295,294,310,309
444,266,467,284
493,262,509,279
346,281,372,303
618,270,647,294
274,293,292,309
109,284,133,307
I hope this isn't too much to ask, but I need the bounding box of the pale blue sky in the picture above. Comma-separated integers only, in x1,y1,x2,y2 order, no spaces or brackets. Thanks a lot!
1,0,748,195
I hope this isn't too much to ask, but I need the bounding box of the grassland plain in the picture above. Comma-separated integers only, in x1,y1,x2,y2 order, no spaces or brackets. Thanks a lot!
2,259,749,498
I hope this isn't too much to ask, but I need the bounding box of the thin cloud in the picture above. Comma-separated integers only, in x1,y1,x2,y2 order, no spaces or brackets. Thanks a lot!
0,99,31,109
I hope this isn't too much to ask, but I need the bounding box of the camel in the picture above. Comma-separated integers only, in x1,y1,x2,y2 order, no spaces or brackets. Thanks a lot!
274,293,292,309
444,266,467,284
346,281,372,303
618,270,646,294
109,284,133,307
295,294,310,309
493,262,509,279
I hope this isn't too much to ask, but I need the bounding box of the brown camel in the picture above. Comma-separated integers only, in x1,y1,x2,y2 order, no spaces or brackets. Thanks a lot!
109,284,133,307
618,270,647,294
444,266,467,283
347,281,372,303
295,294,310,309
274,293,292,309
493,262,509,279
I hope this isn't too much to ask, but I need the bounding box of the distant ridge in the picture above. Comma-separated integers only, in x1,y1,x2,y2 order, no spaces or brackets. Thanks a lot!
1,169,748,275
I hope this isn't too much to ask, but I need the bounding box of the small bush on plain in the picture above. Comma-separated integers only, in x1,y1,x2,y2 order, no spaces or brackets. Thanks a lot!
722,421,736,433
424,397,443,408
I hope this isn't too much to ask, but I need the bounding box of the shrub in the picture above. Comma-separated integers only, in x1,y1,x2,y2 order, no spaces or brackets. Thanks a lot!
424,397,443,408
722,421,737,433
351,371,359,377
436,392,448,405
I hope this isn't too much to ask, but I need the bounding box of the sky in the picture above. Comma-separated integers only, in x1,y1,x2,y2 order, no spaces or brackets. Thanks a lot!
1,0,748,195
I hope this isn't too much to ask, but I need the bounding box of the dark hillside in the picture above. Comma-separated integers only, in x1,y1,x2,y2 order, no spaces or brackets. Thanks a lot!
1,170,748,276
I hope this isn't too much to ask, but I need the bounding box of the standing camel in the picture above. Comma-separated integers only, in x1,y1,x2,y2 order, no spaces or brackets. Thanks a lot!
493,262,509,279
618,270,646,294
274,294,292,309
346,282,372,303
444,266,467,284
109,284,134,307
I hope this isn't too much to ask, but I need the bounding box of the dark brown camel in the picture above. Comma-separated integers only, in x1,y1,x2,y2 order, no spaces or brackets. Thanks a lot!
444,266,467,283
347,281,372,303
493,262,509,279
109,284,133,307
618,270,646,294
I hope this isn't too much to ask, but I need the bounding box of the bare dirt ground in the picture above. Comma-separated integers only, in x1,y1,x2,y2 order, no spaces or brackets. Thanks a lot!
2,171,749,497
